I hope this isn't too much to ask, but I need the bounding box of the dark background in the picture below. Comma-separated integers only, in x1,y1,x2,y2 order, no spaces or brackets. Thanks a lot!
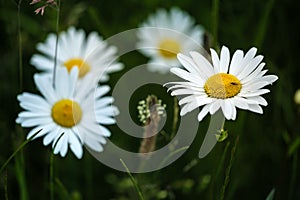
0,0,300,199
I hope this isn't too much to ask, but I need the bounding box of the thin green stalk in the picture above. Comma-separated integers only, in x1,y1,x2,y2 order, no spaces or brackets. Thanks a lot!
52,0,61,88
15,149,28,200
17,0,23,91
50,153,55,200
211,0,219,49
209,141,231,200
55,178,70,199
158,146,189,169
171,97,179,140
254,0,274,48
85,156,93,199
0,138,32,175
3,171,8,200
220,135,239,200
120,159,144,200
288,152,298,200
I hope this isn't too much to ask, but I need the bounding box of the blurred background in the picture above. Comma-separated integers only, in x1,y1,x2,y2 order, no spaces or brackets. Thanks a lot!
1,0,300,199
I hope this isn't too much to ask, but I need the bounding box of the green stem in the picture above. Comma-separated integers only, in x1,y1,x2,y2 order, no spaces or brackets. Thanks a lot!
210,141,231,200
15,149,28,200
212,0,219,49
50,153,55,200
220,135,239,200
159,146,189,169
120,159,144,200
288,152,298,200
52,0,60,88
55,178,70,199
85,156,93,199
171,97,179,140
0,138,32,175
17,0,23,91
254,0,274,48
199,109,225,158
3,171,8,200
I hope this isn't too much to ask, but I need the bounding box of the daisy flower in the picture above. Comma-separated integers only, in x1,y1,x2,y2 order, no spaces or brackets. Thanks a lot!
16,67,119,159
136,7,204,74
30,26,123,82
165,46,278,121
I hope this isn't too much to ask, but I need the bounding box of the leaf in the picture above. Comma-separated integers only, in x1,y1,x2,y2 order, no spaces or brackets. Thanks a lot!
265,188,275,200
288,137,300,156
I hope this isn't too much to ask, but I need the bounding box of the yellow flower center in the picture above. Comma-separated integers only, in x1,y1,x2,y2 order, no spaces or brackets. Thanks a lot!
51,99,82,127
204,73,242,99
158,39,181,59
64,58,90,78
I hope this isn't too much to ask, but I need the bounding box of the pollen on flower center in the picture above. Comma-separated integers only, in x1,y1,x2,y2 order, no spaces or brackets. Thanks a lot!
51,99,82,127
204,73,242,99
64,58,90,78
158,39,181,59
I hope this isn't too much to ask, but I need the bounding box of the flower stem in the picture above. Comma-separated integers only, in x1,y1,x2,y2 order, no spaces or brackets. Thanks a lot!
120,159,144,200
2,171,8,200
199,109,225,158
17,0,23,91
220,135,239,200
15,149,28,200
171,97,179,139
288,152,298,200
0,138,32,175
211,0,219,49
52,0,60,88
49,153,55,200
254,0,274,48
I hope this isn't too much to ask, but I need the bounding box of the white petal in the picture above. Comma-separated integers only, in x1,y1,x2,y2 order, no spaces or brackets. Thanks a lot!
219,46,230,73
177,53,203,77
237,55,264,80
85,137,103,152
94,85,111,99
43,127,61,146
94,97,114,109
21,117,52,127
241,47,257,66
18,92,51,112
247,96,268,106
96,115,116,125
53,133,67,154
69,132,83,159
55,67,70,99
34,74,57,104
98,125,111,137
26,126,43,140
170,67,204,84
229,49,244,75
258,75,278,85
241,62,265,84
239,89,270,97
178,94,206,105
197,104,210,121
243,81,270,91
171,88,203,96
209,99,221,114
248,104,263,114
189,51,214,78
232,97,249,110
210,48,220,73
221,100,233,120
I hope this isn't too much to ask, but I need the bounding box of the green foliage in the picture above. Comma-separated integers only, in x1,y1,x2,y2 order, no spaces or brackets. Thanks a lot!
1,0,300,199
